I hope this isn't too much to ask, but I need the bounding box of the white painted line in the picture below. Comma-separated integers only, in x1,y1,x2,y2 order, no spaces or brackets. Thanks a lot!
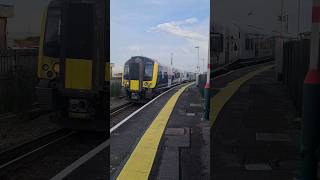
110,83,193,133
50,140,110,180
111,103,133,115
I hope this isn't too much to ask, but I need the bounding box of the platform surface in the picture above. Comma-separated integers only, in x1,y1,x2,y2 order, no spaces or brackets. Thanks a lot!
212,67,300,179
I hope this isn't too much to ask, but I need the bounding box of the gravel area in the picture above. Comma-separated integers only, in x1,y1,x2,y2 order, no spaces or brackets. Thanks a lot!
0,113,59,152
0,132,106,179
110,97,128,110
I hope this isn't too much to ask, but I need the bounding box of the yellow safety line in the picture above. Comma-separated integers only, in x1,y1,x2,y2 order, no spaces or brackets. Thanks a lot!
210,65,274,127
116,83,193,180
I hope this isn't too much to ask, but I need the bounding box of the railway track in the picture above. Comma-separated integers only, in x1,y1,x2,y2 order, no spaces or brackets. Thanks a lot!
111,103,143,128
0,129,75,170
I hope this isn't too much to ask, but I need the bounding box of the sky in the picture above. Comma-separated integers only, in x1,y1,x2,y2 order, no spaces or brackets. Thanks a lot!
111,0,210,73
111,0,313,74
0,0,314,73
0,0,50,45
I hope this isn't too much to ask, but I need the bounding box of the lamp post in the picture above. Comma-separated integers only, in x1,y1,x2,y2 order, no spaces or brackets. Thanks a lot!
171,52,173,66
202,58,205,73
195,46,200,73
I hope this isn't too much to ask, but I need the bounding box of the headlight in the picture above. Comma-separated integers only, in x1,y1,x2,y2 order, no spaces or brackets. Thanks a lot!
42,64,49,71
53,63,60,73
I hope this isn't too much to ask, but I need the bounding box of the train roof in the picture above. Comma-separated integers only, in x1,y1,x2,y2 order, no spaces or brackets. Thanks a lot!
127,56,187,72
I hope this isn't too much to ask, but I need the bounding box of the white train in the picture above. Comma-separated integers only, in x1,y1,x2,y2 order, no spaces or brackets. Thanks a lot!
211,22,274,65
122,56,195,102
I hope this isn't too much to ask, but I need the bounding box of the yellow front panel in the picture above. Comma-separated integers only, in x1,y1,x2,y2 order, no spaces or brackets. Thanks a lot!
142,63,158,89
65,59,92,90
130,80,139,91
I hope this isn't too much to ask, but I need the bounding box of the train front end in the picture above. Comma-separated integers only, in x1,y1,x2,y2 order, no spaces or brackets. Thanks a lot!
36,0,107,131
122,56,158,102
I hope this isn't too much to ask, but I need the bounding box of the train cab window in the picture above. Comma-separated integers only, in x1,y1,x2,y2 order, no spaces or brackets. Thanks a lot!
144,61,153,81
66,4,93,59
124,63,129,79
129,63,139,80
44,8,61,58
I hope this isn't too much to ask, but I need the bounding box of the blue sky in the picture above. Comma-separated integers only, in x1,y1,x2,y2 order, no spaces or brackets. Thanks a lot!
111,0,210,73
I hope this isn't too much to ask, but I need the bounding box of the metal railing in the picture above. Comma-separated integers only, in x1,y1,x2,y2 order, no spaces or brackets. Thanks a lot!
0,49,38,75
0,49,38,113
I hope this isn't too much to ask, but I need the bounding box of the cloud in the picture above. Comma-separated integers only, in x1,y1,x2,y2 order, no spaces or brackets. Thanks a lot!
149,18,207,42
147,0,165,5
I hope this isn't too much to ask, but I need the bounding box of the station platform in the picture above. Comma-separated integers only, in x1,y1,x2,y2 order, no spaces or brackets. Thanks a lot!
111,83,210,180
51,62,301,180
211,65,301,179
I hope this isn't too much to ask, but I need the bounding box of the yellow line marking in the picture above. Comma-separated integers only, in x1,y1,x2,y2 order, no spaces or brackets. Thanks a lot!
116,83,193,180
210,65,274,127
